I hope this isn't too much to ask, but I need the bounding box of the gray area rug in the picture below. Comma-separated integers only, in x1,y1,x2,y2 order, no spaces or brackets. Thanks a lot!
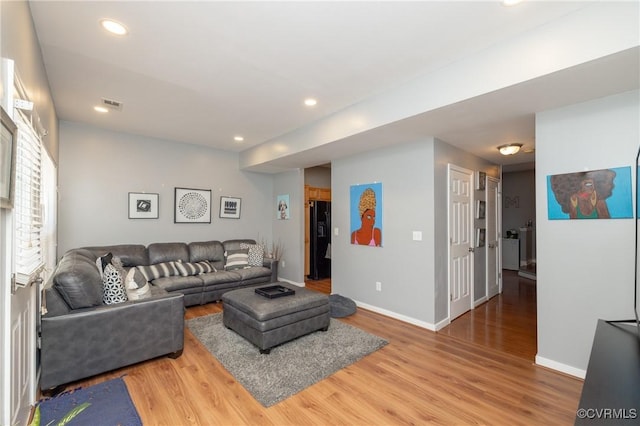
186,313,388,407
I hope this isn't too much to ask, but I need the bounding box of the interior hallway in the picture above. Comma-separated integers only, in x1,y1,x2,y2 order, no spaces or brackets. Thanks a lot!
307,269,537,361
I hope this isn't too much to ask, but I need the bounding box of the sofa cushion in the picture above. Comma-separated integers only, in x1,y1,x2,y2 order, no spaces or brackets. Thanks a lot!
148,242,189,264
240,243,264,267
125,267,147,288
188,241,224,264
199,270,242,286
231,266,272,281
136,261,179,281
175,260,215,276
53,253,103,310
102,263,128,304
83,245,148,267
152,275,204,293
224,249,249,270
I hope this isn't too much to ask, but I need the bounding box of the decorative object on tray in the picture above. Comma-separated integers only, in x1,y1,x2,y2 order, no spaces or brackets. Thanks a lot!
255,285,295,298
128,192,159,219
219,196,241,219
174,187,211,223
186,313,388,407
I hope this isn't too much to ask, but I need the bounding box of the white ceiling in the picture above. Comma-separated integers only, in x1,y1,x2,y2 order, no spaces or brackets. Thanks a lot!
28,1,639,171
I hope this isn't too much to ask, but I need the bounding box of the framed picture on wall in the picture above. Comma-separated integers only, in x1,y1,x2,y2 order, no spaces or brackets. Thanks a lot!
128,192,159,219
0,107,17,209
476,200,486,219
476,228,486,248
219,196,241,219
174,187,212,223
476,171,486,190
277,194,290,220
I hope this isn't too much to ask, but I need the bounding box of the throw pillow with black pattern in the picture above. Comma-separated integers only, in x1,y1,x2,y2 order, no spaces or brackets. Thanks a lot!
102,263,128,304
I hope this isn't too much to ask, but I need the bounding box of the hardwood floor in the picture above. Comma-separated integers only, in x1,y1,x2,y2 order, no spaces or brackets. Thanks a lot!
51,274,583,425
439,269,538,360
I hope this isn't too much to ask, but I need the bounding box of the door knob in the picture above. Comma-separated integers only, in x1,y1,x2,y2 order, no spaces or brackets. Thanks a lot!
468,247,475,253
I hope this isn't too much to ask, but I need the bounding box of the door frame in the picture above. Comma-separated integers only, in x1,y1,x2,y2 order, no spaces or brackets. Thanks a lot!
447,163,474,322
486,175,502,299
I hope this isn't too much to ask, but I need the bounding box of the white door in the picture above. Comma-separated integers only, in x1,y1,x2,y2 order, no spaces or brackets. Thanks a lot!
449,165,473,321
487,177,501,299
10,281,36,426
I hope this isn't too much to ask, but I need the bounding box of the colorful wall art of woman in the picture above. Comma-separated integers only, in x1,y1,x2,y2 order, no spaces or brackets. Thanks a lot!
351,187,382,246
550,169,616,219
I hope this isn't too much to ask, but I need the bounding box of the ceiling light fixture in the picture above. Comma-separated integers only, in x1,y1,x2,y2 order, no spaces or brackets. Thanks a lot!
100,19,128,36
234,136,244,142
498,143,523,156
304,98,317,107
502,0,524,6
94,106,109,113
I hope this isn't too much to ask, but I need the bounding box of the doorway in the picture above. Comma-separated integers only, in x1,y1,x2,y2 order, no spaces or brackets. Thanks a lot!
303,165,332,292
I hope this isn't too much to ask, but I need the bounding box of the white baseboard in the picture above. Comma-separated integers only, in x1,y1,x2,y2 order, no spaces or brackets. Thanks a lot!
354,300,436,331
433,317,450,331
277,278,305,287
535,355,586,379
474,296,488,308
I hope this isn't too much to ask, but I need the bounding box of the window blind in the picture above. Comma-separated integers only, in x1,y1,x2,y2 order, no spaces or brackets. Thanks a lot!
14,110,43,284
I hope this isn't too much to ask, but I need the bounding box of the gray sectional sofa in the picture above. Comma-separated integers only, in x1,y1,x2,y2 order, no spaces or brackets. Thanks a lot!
40,239,277,391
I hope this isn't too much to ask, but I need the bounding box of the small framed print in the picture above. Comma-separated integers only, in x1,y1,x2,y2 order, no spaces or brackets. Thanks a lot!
476,228,486,248
476,200,486,219
277,194,290,220
219,196,241,219
129,192,159,219
476,171,486,190
174,187,212,223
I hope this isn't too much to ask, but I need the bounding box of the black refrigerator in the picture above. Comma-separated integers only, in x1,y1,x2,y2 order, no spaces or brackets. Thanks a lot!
308,200,331,280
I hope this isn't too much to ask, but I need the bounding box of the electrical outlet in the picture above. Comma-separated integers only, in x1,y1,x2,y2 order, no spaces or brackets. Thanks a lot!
281,260,285,268
376,281,382,292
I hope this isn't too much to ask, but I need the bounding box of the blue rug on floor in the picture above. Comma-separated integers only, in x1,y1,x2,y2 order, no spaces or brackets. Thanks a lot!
36,377,142,426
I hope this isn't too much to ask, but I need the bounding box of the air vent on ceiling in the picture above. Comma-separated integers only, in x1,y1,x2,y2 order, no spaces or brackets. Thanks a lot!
101,97,123,111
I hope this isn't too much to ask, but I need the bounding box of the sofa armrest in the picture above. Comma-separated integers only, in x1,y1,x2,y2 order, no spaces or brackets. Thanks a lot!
263,257,279,282
40,292,184,390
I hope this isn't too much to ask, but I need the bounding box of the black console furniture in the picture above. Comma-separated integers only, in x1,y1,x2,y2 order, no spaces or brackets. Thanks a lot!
576,320,640,425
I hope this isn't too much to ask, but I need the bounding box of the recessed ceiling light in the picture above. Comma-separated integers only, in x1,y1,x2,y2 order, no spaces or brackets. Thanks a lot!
234,136,244,142
304,98,317,107
100,19,128,36
94,106,109,113
502,0,524,6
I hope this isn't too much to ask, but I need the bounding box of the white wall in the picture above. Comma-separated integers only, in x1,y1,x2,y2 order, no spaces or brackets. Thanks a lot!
536,90,639,376
58,121,273,255
272,169,304,284
304,166,331,188
332,140,436,326
331,138,497,328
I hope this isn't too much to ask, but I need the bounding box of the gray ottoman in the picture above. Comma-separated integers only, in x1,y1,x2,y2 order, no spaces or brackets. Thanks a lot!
222,284,330,354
